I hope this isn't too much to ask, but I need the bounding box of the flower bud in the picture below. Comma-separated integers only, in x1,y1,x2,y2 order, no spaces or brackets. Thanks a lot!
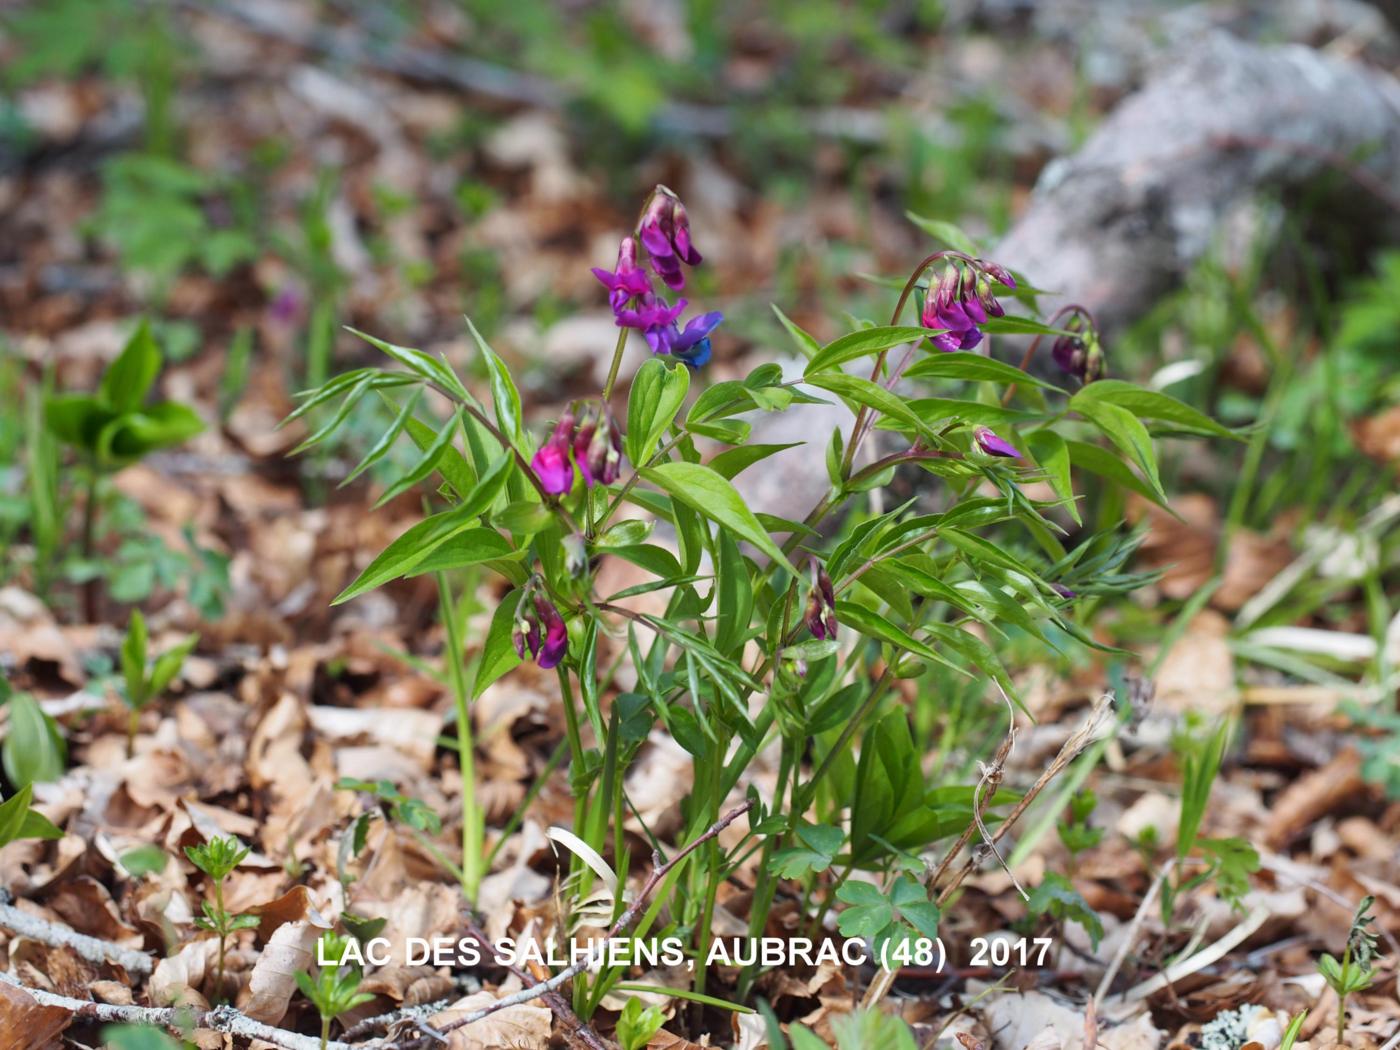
804,561,838,641
513,580,568,669
973,426,1020,459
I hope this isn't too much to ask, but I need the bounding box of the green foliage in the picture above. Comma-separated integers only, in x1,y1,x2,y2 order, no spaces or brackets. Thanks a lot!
186,835,249,883
118,609,198,754
615,997,667,1050
1027,872,1103,950
89,155,257,288
0,682,67,787
1056,789,1102,857
186,834,257,997
297,931,375,1045
44,321,204,471
0,781,64,849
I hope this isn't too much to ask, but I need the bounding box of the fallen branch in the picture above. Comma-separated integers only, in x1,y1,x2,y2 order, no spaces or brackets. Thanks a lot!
0,972,352,1050
0,892,154,975
415,801,753,1044
338,998,453,1042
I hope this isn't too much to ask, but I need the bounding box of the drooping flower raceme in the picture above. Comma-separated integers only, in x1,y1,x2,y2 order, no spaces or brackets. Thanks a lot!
593,187,724,370
920,259,1017,352
513,582,567,669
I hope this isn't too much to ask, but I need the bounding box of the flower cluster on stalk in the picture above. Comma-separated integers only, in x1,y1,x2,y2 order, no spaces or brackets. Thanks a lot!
920,258,1016,351
530,401,623,495
591,186,724,368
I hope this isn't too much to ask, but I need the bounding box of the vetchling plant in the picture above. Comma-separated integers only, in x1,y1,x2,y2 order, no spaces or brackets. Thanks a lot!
119,609,199,757
184,835,258,999
0,674,67,788
43,320,204,618
289,183,1235,1015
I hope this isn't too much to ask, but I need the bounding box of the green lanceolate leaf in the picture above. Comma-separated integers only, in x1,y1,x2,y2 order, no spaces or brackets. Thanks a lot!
1025,430,1078,524
627,357,690,465
333,454,512,604
714,530,753,656
121,610,149,709
806,372,937,441
903,350,1061,391
1,692,66,786
804,326,931,376
771,304,821,359
1071,396,1164,499
374,407,463,507
467,317,523,443
642,462,799,578
100,319,162,411
343,387,423,486
1071,380,1240,439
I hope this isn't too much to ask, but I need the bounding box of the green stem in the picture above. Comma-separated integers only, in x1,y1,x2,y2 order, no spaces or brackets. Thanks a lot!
601,328,630,402
81,470,99,622
214,879,227,997
1337,943,1351,1044
439,574,482,901
321,1016,331,1050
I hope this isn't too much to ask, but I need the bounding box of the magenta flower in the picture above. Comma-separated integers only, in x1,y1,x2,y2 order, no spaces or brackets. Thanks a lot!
805,562,838,641
1050,313,1104,384
639,189,702,291
531,410,576,494
513,584,568,669
920,260,1016,352
591,236,652,311
616,293,688,338
973,426,1020,459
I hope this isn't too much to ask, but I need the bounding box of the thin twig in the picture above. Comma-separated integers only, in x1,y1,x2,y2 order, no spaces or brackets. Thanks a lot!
935,692,1114,906
0,972,352,1050
338,998,455,1042
1092,860,1173,1007
424,801,753,1040
1112,906,1270,1006
0,893,154,975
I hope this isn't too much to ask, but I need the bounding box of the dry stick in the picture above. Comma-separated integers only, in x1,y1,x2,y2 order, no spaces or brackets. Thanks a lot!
935,691,1114,907
0,894,154,975
426,801,753,1040
0,972,351,1050
1092,861,1173,1008
1112,906,1270,1006
338,999,453,1042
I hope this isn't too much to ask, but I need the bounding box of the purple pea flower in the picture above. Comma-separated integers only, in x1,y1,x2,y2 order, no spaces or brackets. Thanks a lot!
639,188,702,290
805,561,838,641
973,426,1020,459
654,310,723,368
1051,583,1077,599
591,236,652,311
531,410,576,494
616,293,688,339
513,585,568,669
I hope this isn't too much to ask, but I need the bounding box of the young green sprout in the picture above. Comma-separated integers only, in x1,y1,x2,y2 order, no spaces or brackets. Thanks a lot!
185,835,258,999
615,997,667,1050
1319,895,1379,1044
120,609,198,757
1056,789,1103,865
297,930,374,1050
